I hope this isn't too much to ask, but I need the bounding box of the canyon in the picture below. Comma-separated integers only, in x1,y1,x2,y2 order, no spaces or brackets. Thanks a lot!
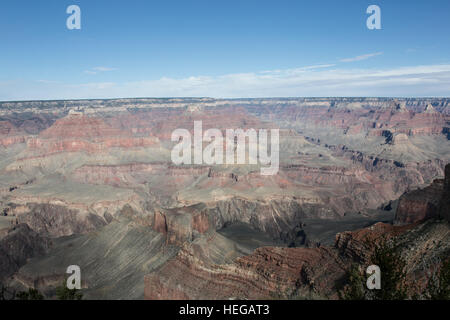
0,97,448,299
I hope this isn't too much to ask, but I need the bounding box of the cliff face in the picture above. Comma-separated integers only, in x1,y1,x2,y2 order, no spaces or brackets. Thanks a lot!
144,244,347,300
0,224,50,282
0,98,449,299
144,163,450,300
395,163,450,225
144,219,449,300
334,222,416,263
27,114,159,155
395,179,444,225
439,164,450,221
16,203,108,238
247,100,449,139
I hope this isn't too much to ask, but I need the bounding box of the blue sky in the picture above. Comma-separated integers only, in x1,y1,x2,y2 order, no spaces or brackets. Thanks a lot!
1,0,450,100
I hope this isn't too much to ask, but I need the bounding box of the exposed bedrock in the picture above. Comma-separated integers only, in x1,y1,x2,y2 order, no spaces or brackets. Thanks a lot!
333,146,445,181
144,163,450,300
10,217,176,299
246,100,449,138
334,222,416,263
14,203,108,238
151,205,213,246
146,159,446,246
395,163,450,225
0,224,50,283
2,198,146,239
395,180,444,225
144,219,449,300
209,198,329,245
148,198,334,247
0,98,448,299
439,164,450,221
144,243,347,300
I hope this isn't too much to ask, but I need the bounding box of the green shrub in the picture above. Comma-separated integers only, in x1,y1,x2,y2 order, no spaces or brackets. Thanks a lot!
16,288,44,300
425,259,450,300
55,281,83,300
340,238,408,300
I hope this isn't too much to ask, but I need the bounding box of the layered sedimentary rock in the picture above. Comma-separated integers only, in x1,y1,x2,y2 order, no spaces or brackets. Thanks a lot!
145,243,347,300
144,154,450,300
395,163,450,225
144,218,449,300
27,114,159,156
11,217,177,299
247,99,449,138
0,98,449,299
15,203,108,237
334,222,416,262
395,180,444,225
145,163,450,299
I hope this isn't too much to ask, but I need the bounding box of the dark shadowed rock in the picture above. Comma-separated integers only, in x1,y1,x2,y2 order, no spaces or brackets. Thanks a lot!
0,224,50,282
395,163,449,225
439,164,450,221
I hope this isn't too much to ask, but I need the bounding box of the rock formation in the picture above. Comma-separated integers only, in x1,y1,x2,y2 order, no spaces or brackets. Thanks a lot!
0,98,448,299
395,163,450,224
0,224,50,282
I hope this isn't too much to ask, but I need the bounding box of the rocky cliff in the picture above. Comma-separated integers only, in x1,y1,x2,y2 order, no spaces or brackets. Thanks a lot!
0,224,50,282
439,164,450,221
0,98,449,299
144,218,449,299
395,163,450,224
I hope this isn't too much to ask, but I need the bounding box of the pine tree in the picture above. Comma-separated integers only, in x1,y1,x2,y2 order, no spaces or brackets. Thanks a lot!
55,280,83,300
16,288,44,300
340,238,408,300
338,264,366,300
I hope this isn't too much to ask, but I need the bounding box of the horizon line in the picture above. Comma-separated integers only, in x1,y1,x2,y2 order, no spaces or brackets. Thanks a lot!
1,96,450,104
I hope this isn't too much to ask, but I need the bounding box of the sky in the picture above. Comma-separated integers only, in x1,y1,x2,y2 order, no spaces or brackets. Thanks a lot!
1,0,450,100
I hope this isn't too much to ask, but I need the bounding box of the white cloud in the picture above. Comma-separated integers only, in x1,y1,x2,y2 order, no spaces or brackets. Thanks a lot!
92,67,117,72
84,66,117,75
37,80,60,84
340,52,383,63
2,63,450,100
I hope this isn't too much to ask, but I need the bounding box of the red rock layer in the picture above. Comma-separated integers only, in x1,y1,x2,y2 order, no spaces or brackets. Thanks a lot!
144,217,437,300
395,163,450,225
0,121,26,147
248,102,448,138
144,243,347,300
335,222,416,262
26,114,159,155
395,180,444,225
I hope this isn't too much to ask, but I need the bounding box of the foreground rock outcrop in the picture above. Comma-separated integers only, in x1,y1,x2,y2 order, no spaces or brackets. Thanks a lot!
439,164,450,221
145,244,347,300
395,163,450,225
144,219,449,299
0,224,50,282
